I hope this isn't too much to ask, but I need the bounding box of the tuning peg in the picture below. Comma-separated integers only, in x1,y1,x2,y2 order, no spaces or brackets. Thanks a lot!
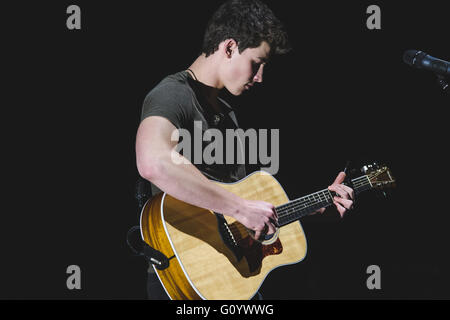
361,162,383,174
362,164,373,174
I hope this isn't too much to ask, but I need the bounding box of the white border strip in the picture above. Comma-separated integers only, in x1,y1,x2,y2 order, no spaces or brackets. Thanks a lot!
160,192,206,300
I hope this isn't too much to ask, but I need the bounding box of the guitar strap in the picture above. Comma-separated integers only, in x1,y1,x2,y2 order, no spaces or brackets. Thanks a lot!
126,226,172,270
126,176,172,270
135,176,152,215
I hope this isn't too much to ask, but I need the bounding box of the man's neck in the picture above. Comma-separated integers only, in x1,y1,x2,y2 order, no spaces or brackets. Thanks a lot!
188,54,223,103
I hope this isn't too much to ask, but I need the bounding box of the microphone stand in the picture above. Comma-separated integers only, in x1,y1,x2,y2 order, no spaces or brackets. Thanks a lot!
435,74,449,94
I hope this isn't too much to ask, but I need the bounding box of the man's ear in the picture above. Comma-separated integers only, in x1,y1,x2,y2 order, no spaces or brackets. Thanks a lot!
223,39,238,58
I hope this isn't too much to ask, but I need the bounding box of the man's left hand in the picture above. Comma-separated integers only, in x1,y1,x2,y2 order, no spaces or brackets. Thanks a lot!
327,171,355,218
313,171,355,218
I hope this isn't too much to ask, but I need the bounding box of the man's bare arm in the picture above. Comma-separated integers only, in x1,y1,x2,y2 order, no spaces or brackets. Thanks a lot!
135,116,277,238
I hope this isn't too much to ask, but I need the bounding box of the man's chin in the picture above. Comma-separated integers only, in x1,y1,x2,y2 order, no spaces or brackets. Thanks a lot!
228,88,244,96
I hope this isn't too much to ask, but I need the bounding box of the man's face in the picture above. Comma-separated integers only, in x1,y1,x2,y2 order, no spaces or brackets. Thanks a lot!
222,41,271,96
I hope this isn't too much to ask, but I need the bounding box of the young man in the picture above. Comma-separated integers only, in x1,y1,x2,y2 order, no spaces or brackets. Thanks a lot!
135,0,354,300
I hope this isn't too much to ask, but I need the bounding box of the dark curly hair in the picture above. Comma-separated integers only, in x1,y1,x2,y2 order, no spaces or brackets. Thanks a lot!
202,0,291,57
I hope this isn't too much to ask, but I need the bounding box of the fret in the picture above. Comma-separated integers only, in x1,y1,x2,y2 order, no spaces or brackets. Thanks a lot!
351,176,371,195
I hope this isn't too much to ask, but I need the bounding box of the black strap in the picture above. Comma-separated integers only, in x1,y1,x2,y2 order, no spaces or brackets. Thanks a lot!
131,178,175,270
135,176,152,214
126,226,172,270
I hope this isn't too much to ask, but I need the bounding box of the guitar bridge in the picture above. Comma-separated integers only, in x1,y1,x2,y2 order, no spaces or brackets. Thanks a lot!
215,213,243,261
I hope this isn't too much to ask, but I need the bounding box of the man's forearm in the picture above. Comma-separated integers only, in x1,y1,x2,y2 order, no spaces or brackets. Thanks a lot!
144,153,243,218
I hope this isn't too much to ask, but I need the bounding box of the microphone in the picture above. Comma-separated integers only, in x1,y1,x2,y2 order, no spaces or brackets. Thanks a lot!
403,50,450,76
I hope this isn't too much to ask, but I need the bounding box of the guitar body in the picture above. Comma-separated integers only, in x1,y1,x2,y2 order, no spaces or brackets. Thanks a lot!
140,171,307,300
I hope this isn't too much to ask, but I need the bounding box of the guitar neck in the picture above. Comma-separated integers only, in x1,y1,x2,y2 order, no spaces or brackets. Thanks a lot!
277,175,372,227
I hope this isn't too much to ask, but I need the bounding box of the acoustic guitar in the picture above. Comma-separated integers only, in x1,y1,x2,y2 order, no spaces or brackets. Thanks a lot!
139,163,395,300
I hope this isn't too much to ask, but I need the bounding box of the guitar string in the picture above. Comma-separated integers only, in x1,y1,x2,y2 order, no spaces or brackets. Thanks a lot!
276,179,371,221
276,181,369,218
226,177,373,238
276,176,370,214
227,180,372,238
228,181,366,238
277,195,333,222
274,175,369,212
277,191,332,214
276,188,366,223
276,189,359,222
277,175,370,210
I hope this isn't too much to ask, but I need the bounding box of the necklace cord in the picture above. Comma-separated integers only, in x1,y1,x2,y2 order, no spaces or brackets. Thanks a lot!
186,68,198,81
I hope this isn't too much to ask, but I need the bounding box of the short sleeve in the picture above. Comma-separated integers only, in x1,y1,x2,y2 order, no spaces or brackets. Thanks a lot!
140,80,193,129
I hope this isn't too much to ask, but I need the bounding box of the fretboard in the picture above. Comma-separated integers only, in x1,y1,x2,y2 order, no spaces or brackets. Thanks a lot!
277,175,372,227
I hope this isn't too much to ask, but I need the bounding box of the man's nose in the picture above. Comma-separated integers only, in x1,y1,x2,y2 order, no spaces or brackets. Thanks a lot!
253,64,264,83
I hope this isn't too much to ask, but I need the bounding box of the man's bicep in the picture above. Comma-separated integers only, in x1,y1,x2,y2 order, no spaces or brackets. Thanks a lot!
136,116,179,177
137,116,179,152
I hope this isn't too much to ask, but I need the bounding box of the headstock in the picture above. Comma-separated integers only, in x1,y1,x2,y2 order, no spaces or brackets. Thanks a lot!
361,162,396,190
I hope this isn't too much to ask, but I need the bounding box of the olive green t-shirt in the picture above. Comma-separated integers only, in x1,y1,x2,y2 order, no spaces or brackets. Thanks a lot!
140,70,246,196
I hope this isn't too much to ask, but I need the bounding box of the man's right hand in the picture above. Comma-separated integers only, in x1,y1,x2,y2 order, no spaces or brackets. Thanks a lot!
233,199,278,241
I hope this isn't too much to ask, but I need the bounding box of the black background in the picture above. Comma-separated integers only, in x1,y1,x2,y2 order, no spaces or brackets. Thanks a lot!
3,1,449,299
